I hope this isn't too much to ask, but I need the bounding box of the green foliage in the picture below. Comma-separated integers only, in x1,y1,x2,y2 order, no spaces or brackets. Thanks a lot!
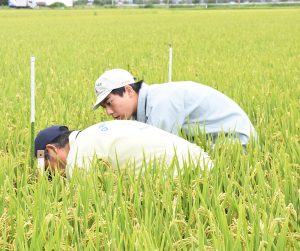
73,0,88,6
93,0,112,6
48,2,66,8
143,3,154,7
0,8,299,249
0,0,8,6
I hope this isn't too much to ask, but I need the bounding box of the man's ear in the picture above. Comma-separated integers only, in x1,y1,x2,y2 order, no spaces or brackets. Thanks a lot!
45,144,57,158
44,144,58,173
124,85,135,97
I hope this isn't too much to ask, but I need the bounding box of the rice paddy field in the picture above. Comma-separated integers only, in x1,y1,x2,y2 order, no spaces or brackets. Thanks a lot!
0,8,299,250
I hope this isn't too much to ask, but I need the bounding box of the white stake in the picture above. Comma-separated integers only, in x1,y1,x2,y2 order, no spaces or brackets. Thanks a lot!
30,56,35,168
37,150,45,174
168,45,172,83
31,56,35,124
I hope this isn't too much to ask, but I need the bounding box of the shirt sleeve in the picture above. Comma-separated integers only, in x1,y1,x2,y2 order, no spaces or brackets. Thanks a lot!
146,97,185,135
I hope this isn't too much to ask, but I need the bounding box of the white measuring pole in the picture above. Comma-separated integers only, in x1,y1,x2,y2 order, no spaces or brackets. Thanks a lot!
31,56,35,124
30,56,35,169
168,45,172,83
37,150,45,174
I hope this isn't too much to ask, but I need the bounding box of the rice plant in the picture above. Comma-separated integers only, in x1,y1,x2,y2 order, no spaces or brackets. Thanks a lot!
0,8,299,250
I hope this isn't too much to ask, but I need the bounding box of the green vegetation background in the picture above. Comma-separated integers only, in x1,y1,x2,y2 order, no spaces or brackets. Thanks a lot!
0,9,299,250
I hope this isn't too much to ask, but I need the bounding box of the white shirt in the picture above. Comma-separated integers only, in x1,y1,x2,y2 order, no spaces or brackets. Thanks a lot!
66,120,212,178
136,82,257,145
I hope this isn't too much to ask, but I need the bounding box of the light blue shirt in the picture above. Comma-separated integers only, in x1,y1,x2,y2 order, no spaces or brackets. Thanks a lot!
136,82,257,145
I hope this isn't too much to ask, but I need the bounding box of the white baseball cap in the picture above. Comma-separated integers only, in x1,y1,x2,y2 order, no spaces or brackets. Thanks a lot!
93,69,135,110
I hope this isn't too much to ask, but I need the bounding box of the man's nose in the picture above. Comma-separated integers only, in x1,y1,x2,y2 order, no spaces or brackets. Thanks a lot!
106,107,114,115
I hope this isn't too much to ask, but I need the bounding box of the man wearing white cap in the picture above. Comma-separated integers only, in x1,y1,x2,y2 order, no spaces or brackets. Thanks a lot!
93,69,257,148
34,120,213,178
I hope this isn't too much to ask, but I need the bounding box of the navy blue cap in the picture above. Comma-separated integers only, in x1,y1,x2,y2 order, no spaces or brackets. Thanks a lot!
34,125,69,157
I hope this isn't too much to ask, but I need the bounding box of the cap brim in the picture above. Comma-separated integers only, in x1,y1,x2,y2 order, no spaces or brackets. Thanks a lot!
93,89,112,111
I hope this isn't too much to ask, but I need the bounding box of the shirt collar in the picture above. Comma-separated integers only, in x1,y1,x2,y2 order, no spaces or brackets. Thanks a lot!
69,130,81,148
66,130,80,179
136,83,149,122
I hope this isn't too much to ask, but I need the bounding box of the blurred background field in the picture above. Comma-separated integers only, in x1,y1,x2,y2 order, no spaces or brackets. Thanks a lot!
0,9,299,250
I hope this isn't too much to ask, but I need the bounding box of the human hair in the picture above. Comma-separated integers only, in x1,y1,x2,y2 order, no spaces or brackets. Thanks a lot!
110,80,143,97
44,131,72,160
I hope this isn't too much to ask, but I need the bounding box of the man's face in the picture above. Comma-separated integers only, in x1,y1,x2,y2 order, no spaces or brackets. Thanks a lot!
101,85,138,120
45,144,70,176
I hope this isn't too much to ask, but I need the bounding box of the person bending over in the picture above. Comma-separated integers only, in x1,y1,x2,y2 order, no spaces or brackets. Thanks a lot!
93,69,257,148
35,120,213,178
